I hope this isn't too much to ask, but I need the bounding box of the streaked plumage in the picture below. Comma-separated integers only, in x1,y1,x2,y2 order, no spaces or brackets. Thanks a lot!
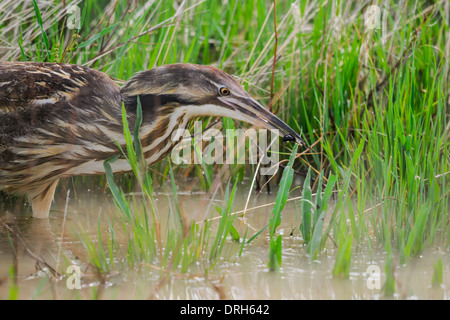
0,62,302,218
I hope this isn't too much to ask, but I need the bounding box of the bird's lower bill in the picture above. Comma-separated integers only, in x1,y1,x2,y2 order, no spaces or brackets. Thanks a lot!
219,96,304,145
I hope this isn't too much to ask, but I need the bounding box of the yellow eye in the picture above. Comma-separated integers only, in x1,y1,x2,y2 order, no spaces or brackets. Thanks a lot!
219,87,230,96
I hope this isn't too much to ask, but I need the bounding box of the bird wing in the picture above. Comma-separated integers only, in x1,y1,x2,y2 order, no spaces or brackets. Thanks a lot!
0,62,89,108
0,62,121,144
0,62,122,166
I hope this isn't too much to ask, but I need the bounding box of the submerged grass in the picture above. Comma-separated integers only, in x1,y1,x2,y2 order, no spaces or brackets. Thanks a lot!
0,0,449,298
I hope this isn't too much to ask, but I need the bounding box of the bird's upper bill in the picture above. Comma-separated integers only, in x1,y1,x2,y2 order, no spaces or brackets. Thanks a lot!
218,95,304,145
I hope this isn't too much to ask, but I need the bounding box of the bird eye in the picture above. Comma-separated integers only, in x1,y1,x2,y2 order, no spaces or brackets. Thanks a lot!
219,87,230,96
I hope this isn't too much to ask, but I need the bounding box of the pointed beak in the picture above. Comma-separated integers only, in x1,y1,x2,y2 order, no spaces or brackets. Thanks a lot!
219,96,305,146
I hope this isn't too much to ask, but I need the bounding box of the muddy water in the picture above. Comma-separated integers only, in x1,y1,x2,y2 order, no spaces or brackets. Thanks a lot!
0,181,449,300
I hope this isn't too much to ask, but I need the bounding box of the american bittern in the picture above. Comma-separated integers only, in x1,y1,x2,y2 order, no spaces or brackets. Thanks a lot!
0,62,302,218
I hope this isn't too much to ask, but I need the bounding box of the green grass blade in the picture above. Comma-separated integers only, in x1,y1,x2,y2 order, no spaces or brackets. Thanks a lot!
31,0,50,58
300,168,312,244
77,22,122,48
269,144,298,237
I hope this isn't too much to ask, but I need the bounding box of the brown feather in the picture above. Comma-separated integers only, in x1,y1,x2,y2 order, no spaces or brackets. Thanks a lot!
0,62,122,194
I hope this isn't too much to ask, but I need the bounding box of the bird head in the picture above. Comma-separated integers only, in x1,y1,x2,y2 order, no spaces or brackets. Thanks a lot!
121,63,303,145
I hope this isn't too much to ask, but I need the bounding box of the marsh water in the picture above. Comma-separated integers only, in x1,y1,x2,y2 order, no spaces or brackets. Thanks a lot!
0,179,448,300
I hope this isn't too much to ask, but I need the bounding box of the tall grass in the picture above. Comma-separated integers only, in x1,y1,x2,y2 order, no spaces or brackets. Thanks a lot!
0,0,449,296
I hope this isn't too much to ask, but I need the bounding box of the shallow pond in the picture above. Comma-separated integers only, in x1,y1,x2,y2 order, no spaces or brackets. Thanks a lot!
0,179,448,300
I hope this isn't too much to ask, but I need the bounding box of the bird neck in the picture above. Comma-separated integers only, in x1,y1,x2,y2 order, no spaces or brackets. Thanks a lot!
138,104,193,167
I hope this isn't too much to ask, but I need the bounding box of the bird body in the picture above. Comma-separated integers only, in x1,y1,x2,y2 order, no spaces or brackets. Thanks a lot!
0,62,302,218
0,62,124,217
